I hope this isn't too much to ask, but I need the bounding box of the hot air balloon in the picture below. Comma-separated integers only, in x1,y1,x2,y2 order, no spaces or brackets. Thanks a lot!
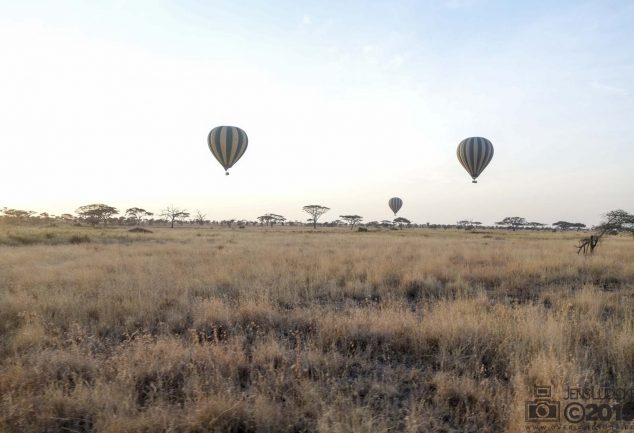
207,126,248,175
388,197,403,215
456,137,494,183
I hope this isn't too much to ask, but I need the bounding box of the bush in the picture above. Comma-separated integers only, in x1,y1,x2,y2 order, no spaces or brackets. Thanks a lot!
128,227,153,233
69,235,91,244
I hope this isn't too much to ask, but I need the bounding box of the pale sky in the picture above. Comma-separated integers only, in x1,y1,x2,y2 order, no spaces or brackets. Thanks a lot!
1,0,632,225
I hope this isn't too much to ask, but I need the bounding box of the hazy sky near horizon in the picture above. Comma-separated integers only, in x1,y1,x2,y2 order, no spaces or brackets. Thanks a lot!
1,0,632,225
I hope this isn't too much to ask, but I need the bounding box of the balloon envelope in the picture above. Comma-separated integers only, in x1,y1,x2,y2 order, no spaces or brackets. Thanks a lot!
456,137,494,183
207,126,248,175
388,197,403,215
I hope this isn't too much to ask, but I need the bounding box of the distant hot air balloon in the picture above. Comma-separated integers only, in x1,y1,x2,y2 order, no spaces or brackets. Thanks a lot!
456,137,494,183
388,197,403,215
207,126,248,175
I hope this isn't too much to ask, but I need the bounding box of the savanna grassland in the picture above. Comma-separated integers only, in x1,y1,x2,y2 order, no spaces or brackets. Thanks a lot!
1,226,634,433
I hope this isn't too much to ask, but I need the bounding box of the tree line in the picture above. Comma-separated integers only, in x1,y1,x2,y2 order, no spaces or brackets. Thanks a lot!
1,204,633,234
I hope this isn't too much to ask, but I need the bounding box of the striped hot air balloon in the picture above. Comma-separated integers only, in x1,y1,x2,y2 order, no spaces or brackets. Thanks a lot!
207,126,248,175
388,197,403,215
456,137,494,183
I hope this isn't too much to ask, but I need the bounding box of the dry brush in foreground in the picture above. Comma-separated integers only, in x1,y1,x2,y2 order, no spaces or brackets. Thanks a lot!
1,227,634,432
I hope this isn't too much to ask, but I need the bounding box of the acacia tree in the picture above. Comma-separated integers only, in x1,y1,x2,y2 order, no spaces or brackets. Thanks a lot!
2,209,36,222
457,220,481,230
76,204,118,226
258,213,286,227
598,210,634,234
59,213,75,223
340,215,363,230
125,207,153,225
303,205,329,229
554,221,587,231
257,215,273,226
456,220,471,229
269,214,286,225
394,217,411,229
160,205,189,228
495,217,527,231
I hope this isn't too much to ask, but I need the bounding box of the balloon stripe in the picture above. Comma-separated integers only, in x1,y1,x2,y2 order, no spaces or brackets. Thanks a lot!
478,137,486,175
218,128,225,168
466,140,473,173
462,142,471,172
213,127,223,167
458,144,467,171
207,129,217,160
473,140,478,175
481,138,490,173
482,139,490,172
480,140,491,173
228,129,239,167
240,129,248,159
486,140,492,166
222,127,230,167
227,133,237,168
457,145,464,169
475,137,484,176
233,129,246,164
474,138,481,174
224,127,233,167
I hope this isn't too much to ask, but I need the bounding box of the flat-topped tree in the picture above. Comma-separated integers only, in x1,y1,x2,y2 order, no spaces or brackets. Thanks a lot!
554,221,586,231
457,220,483,230
394,217,411,229
257,213,286,227
303,205,329,229
257,215,274,226
125,208,153,226
457,220,471,228
76,204,118,226
2,209,36,221
554,221,573,230
340,215,363,230
495,217,527,231
269,214,286,225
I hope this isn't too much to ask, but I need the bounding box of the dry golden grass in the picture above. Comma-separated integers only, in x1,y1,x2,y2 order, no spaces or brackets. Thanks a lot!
1,226,634,432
